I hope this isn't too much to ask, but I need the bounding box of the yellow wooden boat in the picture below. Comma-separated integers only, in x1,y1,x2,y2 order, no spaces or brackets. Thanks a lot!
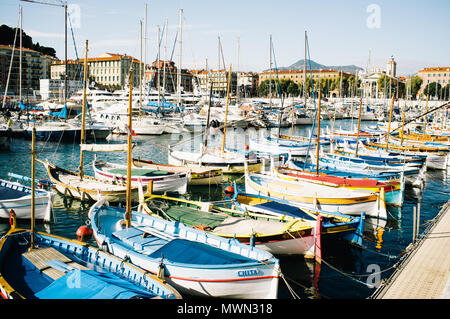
141,194,316,256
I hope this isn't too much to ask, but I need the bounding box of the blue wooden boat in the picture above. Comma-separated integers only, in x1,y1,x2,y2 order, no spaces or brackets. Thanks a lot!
288,158,402,181
0,220,181,299
0,124,181,300
228,189,365,247
88,200,280,298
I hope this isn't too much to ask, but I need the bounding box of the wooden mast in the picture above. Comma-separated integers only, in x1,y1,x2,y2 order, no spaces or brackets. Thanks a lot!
355,96,363,157
29,127,36,251
424,94,429,129
221,64,232,154
125,69,134,228
79,40,88,179
385,96,395,151
315,86,322,175
401,101,406,145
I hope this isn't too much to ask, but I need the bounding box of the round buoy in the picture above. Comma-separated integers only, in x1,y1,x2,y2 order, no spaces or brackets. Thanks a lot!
76,225,93,242
224,185,235,196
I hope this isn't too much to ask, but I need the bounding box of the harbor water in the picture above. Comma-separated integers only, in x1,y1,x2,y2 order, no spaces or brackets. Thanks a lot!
1,119,449,299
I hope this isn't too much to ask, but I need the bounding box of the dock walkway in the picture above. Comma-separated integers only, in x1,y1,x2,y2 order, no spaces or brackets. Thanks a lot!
372,200,450,299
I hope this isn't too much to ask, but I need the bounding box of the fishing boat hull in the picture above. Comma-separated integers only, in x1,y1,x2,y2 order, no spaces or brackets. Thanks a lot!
0,227,181,299
40,160,142,203
0,179,53,222
93,160,188,194
168,150,262,174
89,200,280,299
142,194,316,257
132,158,223,186
233,192,364,247
245,172,387,219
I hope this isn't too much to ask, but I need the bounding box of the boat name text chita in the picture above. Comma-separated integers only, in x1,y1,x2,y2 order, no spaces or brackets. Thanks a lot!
237,269,258,277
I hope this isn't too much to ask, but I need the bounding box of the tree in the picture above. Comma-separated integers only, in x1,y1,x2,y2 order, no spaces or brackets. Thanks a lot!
424,82,441,98
258,79,277,97
287,82,299,96
0,24,57,57
440,84,450,101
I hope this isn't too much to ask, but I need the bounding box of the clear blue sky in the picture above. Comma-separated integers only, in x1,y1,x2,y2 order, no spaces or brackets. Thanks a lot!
1,0,449,76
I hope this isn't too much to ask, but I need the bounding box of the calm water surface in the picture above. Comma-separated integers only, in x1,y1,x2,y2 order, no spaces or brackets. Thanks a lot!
1,119,449,299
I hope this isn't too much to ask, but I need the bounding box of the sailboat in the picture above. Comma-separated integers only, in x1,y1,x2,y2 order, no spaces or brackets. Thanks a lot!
0,127,181,300
38,40,141,203
168,66,263,174
0,173,53,222
88,66,280,298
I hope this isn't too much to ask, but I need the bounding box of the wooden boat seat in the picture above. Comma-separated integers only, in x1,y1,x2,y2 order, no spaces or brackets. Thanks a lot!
22,247,88,280
112,227,169,253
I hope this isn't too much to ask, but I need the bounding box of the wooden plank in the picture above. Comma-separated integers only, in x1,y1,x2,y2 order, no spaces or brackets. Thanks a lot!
23,247,88,280
374,201,450,299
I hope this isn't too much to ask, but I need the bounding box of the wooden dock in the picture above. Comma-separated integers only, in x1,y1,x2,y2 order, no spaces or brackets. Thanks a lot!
372,200,450,299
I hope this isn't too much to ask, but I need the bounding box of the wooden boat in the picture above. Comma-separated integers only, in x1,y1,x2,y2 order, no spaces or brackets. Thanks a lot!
0,216,181,299
244,166,387,219
168,148,262,174
339,143,427,165
272,166,404,207
314,152,421,172
248,136,317,156
39,159,142,203
229,190,364,247
365,140,449,153
89,66,280,299
132,157,223,186
141,193,318,257
0,174,53,222
363,141,449,170
399,131,450,143
0,119,181,300
93,159,188,194
38,41,134,203
89,199,280,298
288,158,402,181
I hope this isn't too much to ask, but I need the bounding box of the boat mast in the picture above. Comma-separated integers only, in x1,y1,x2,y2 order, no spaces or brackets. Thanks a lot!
221,64,232,154
315,86,322,175
385,96,395,151
30,127,36,251
139,20,143,109
163,17,168,100
202,82,213,155
157,25,161,107
79,40,88,179
400,101,406,145
19,6,22,103
355,96,363,157
269,34,272,108
125,69,134,228
304,31,307,107
177,9,183,107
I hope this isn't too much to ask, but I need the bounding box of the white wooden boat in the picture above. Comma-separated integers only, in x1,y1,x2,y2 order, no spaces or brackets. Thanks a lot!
88,199,280,298
132,158,222,186
168,148,262,174
244,167,387,220
0,175,53,222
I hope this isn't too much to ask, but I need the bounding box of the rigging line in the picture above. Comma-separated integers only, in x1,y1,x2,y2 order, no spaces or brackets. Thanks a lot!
2,16,19,109
67,10,82,82
303,35,319,169
145,22,167,100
